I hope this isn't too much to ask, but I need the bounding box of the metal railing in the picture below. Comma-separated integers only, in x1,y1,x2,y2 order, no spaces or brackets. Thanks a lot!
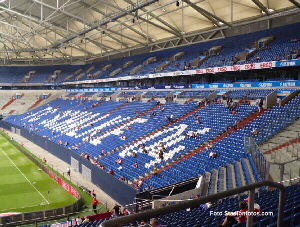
101,181,285,227
256,95,300,145
246,94,300,183
268,133,300,161
245,136,269,181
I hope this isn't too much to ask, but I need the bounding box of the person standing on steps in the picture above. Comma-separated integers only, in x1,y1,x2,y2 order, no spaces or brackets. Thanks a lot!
92,197,99,214
67,167,71,177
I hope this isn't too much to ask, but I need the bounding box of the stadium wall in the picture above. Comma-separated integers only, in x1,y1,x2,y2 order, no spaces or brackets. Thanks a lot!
0,121,137,207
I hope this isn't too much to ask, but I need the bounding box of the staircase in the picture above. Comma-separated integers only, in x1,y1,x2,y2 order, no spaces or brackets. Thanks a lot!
28,99,44,111
206,157,257,195
8,110,15,114
259,118,300,184
1,95,23,110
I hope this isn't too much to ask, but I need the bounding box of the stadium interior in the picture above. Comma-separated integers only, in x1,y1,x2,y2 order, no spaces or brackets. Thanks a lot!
0,0,300,226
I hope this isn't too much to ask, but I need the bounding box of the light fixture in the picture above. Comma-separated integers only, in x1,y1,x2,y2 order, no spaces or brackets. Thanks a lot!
261,8,274,14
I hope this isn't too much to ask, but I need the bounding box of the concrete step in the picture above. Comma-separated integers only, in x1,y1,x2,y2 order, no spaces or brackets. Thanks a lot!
269,161,300,186
208,169,218,195
260,118,300,153
219,167,227,193
243,158,256,184
286,142,300,158
266,148,294,163
228,164,236,190
236,161,246,186
202,172,211,196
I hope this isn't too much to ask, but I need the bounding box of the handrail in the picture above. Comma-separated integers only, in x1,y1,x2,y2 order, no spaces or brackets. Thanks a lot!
101,181,285,227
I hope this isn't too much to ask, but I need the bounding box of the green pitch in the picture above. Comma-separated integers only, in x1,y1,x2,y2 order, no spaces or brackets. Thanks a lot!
0,135,76,214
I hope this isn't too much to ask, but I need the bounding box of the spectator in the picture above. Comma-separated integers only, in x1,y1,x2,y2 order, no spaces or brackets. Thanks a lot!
145,185,151,190
150,218,164,227
111,203,121,216
91,197,99,214
142,147,148,154
233,120,238,130
84,154,90,160
220,201,248,226
82,217,89,223
277,97,281,106
120,135,127,140
244,198,261,214
200,201,212,210
115,158,122,165
209,150,217,159
132,162,138,168
153,167,158,175
169,114,174,121
66,167,71,176
100,149,105,156
107,169,114,175
158,150,164,160
137,179,144,188
122,208,129,216
258,99,263,112
251,128,258,135
98,163,105,169
139,221,151,227
159,142,166,152
75,216,82,225
91,190,96,198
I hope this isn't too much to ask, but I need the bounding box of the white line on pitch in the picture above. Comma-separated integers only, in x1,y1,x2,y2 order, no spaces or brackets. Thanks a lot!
0,204,42,213
0,147,50,205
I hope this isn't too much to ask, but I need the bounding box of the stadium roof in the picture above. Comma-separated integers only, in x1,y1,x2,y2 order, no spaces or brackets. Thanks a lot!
0,0,299,65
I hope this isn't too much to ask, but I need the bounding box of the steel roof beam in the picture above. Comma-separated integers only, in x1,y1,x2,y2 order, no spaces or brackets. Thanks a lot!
49,0,159,49
97,0,182,37
0,5,96,56
0,3,71,35
35,0,144,47
79,1,154,42
123,0,183,37
182,0,231,27
289,0,300,8
252,0,270,15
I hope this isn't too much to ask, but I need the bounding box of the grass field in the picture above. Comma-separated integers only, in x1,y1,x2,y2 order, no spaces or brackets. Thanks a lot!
0,135,76,214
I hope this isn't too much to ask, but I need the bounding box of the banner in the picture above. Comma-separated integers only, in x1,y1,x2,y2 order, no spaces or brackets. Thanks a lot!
58,59,300,85
191,80,300,89
46,169,80,200
275,59,300,67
